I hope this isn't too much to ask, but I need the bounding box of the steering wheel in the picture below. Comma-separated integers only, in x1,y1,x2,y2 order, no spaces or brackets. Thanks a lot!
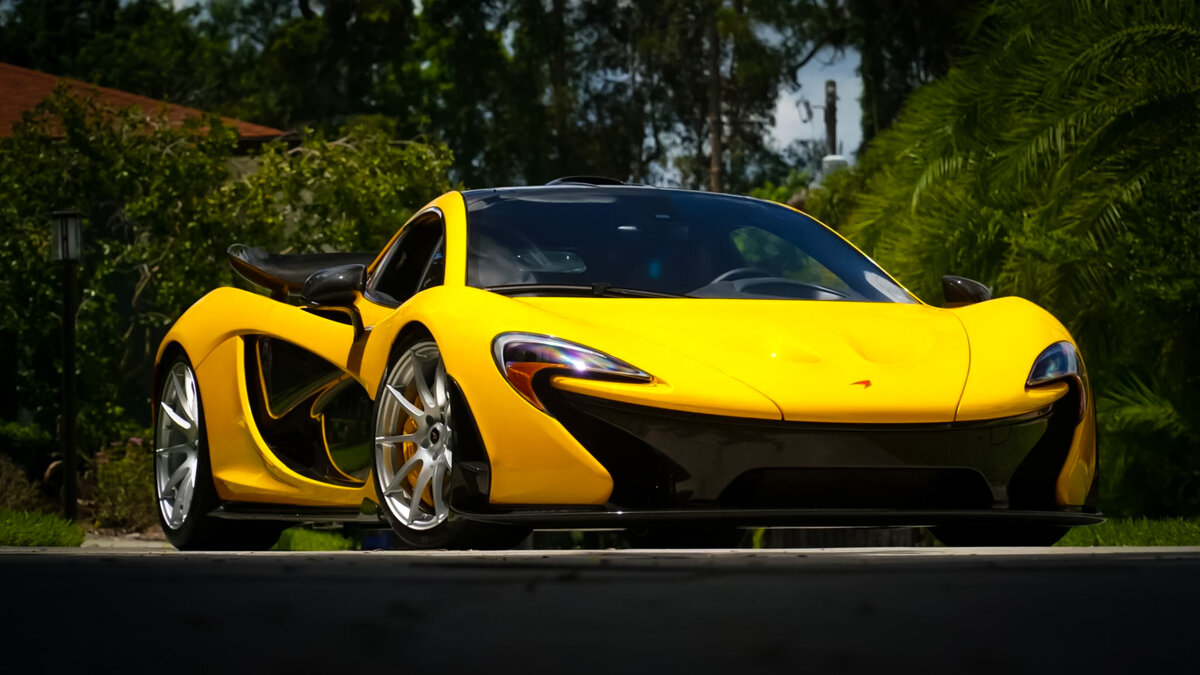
708,267,772,284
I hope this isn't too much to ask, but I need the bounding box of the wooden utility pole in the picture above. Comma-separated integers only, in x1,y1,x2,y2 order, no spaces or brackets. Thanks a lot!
825,79,837,155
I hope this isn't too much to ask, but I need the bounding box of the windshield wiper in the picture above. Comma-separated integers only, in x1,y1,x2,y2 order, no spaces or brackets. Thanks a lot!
484,283,685,298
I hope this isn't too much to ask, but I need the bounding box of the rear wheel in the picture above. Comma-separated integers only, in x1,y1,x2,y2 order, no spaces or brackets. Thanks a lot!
931,525,1069,547
373,338,527,549
154,355,283,550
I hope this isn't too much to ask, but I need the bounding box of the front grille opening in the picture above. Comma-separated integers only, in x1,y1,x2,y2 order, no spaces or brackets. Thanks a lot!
1007,389,1080,508
719,468,995,510
540,383,684,508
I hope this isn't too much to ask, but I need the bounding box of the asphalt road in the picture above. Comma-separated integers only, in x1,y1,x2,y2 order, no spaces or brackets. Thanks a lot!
2,547,1197,674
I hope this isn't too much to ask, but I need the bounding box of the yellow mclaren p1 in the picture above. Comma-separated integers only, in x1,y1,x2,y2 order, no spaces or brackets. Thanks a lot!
152,178,1100,550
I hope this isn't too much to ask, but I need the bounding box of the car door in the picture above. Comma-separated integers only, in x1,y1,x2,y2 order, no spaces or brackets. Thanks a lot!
244,211,447,488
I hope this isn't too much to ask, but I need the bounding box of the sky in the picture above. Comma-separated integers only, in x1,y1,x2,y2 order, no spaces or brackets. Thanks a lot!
771,46,863,159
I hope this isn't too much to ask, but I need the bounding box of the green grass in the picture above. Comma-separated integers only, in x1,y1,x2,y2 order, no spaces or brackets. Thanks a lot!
1058,518,1200,547
271,526,359,551
0,508,86,547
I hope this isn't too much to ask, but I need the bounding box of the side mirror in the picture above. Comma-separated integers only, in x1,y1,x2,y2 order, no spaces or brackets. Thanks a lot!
303,264,364,306
302,264,366,340
942,275,992,308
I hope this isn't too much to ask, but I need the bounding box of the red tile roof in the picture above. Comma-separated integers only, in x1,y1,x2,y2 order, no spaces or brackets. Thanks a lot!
0,61,285,140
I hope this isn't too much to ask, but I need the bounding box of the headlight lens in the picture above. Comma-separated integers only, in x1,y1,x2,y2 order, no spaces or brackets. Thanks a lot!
1027,341,1080,387
492,332,652,411
1027,341,1087,417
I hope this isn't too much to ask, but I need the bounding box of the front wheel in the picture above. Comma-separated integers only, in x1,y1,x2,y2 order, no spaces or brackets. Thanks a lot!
931,525,1070,547
372,338,527,549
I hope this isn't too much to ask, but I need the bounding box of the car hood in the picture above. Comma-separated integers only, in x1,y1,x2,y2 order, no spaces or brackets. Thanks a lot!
514,297,970,423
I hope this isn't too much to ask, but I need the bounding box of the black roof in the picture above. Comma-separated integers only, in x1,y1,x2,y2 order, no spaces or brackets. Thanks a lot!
460,183,772,209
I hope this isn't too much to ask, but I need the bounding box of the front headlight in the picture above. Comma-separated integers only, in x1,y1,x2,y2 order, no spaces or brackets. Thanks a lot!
1026,341,1087,418
492,332,652,411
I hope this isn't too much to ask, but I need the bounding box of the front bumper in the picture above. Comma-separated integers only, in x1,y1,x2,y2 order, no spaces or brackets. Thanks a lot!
452,381,1098,527
553,386,1088,506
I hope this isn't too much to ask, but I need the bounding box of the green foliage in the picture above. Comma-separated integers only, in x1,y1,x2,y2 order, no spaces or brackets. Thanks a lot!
1058,518,1200,547
230,119,455,253
748,169,810,206
0,421,55,480
0,88,243,453
272,526,359,551
0,507,86,547
0,89,453,470
815,0,1200,515
0,453,49,513
94,438,156,532
0,0,850,188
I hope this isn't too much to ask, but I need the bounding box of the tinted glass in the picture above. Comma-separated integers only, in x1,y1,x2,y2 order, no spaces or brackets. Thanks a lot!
370,215,445,305
465,187,915,303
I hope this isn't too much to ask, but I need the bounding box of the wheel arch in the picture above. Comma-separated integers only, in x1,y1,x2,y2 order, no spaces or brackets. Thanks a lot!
386,321,435,364
372,319,494,509
357,285,616,506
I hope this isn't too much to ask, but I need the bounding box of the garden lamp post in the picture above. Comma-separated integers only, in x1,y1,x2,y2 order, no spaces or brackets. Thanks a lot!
52,209,82,521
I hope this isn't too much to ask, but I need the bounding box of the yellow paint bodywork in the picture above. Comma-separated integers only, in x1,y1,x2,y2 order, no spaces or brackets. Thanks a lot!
529,297,969,424
156,190,1097,511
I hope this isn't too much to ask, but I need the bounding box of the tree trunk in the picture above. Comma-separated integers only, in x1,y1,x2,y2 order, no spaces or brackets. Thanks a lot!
707,15,723,193
549,0,571,173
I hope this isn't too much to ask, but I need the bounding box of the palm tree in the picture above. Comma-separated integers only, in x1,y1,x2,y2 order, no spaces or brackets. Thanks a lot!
817,0,1200,515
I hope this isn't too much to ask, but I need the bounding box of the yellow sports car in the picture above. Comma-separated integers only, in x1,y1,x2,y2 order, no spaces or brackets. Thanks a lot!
153,178,1100,549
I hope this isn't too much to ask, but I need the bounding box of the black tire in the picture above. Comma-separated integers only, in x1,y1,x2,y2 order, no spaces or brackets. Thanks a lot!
154,354,284,551
372,336,528,550
625,525,746,549
931,525,1070,547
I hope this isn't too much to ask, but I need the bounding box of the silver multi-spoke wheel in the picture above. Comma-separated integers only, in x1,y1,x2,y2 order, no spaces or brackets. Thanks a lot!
375,342,453,531
155,361,201,530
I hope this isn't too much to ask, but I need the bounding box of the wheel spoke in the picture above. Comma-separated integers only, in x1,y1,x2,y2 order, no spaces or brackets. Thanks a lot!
174,479,193,523
166,371,183,408
161,401,191,431
412,357,437,412
387,452,425,494
156,441,193,455
433,360,448,411
407,464,435,525
375,433,417,446
162,457,195,494
385,384,426,421
180,371,198,424
431,461,448,520
171,370,197,426
169,495,185,528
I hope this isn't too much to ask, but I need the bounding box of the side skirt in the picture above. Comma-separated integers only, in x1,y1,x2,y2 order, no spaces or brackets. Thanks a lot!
449,506,1104,529
209,502,384,525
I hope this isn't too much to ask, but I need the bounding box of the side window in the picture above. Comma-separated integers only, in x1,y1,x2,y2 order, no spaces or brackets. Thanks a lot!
418,238,445,293
370,214,446,305
730,226,853,295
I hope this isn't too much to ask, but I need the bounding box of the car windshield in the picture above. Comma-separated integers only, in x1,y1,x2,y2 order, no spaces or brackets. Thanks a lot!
464,186,916,303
